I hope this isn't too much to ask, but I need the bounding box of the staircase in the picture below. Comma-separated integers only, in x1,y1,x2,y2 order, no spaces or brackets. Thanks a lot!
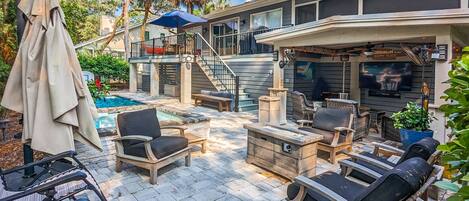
193,33,258,112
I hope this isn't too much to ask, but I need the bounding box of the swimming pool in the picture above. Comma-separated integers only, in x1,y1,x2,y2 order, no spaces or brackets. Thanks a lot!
95,111,184,132
95,96,143,108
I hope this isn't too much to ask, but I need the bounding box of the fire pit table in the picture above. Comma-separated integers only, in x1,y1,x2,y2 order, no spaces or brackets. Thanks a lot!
244,123,323,180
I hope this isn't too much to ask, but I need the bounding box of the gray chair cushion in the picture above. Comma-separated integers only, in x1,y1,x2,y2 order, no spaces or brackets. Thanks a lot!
124,136,188,159
117,108,161,146
299,127,346,145
200,90,211,95
287,171,366,201
312,108,351,132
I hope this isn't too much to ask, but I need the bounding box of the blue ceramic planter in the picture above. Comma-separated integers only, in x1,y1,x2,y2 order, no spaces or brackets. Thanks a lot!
399,129,434,148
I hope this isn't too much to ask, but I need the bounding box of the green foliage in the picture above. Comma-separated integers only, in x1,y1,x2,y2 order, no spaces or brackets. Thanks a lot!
391,102,434,131
193,0,229,16
61,0,119,44
0,59,12,118
0,0,18,64
88,81,110,100
78,53,129,82
437,46,469,200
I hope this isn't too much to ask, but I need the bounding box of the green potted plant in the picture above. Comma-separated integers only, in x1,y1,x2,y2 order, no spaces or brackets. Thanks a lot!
391,102,434,148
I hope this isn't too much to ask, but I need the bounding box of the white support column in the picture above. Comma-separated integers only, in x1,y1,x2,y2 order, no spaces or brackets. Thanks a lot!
129,63,138,93
349,58,361,102
432,33,453,143
358,0,364,15
269,44,288,124
180,62,192,104
461,0,468,8
150,63,160,97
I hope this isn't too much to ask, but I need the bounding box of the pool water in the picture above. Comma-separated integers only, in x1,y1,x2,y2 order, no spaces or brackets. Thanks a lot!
95,111,184,130
95,96,143,108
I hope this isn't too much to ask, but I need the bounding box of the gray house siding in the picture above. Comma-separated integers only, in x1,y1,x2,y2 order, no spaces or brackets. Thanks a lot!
363,0,460,14
319,0,359,19
201,1,292,41
224,59,275,100
192,64,218,94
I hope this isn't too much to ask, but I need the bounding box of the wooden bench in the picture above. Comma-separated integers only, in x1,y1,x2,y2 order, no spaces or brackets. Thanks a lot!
193,94,231,112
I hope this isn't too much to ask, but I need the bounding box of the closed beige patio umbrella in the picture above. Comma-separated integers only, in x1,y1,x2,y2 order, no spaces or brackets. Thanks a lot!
1,0,102,154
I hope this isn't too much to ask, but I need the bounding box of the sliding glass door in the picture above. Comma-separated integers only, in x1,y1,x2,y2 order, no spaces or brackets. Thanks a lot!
211,18,239,55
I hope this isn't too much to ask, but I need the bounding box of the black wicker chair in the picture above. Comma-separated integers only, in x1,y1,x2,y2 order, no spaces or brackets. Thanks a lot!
0,151,106,201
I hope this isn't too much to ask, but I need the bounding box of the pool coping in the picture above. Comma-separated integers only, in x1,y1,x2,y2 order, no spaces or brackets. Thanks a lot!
96,95,211,125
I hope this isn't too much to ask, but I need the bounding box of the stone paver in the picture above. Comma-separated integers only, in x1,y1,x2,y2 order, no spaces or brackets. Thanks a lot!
75,92,377,200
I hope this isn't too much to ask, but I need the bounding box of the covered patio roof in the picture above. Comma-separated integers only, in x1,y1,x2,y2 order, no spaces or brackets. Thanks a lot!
256,8,469,46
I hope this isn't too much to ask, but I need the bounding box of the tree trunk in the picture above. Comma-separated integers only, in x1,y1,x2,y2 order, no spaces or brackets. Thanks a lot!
123,0,130,60
99,14,123,53
140,0,151,41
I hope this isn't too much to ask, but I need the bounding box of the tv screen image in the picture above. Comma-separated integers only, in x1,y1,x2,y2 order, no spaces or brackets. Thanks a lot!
359,62,413,92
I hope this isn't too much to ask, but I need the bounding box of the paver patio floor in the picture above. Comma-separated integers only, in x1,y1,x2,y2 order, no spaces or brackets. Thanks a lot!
76,92,377,201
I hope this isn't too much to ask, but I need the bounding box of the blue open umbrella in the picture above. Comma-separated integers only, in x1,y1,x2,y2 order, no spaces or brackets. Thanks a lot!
150,10,207,28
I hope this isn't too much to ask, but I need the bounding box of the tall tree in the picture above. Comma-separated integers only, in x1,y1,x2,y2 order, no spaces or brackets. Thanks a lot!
60,0,119,44
193,0,230,16
123,0,130,60
170,0,208,14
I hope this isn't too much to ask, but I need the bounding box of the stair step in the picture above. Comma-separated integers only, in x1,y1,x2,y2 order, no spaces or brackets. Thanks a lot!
238,104,258,112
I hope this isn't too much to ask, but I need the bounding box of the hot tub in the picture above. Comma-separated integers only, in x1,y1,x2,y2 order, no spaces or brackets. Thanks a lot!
94,96,210,139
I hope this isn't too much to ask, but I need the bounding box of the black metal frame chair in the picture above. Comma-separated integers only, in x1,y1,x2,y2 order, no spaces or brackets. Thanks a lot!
0,151,106,201
340,137,441,184
287,157,443,201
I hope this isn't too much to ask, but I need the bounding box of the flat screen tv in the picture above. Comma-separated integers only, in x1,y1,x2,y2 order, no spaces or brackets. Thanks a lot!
359,62,413,92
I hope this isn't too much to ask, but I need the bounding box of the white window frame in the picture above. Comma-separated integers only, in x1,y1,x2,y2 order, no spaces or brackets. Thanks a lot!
209,17,241,55
294,1,320,25
249,8,283,29
209,17,241,44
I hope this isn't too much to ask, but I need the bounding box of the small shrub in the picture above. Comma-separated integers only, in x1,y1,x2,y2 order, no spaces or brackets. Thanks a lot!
0,59,11,118
88,79,110,101
78,53,129,82
435,47,469,200
391,102,434,131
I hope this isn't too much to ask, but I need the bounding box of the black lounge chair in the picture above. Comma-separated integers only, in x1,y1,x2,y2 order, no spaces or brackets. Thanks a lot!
287,157,443,201
114,108,191,184
0,151,106,201
340,137,440,183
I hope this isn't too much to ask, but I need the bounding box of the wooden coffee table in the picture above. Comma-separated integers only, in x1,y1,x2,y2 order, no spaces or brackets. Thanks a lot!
244,123,323,180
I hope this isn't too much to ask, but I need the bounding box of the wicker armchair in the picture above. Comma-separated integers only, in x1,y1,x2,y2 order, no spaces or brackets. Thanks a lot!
326,98,370,140
291,91,315,121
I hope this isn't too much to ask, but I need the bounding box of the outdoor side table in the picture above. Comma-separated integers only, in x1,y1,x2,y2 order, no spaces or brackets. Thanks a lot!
244,123,323,180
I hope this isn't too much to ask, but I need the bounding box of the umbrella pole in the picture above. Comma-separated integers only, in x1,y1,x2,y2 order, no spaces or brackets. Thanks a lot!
16,0,35,177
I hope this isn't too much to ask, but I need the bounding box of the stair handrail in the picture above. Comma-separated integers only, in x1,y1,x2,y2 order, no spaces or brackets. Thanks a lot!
194,33,237,77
